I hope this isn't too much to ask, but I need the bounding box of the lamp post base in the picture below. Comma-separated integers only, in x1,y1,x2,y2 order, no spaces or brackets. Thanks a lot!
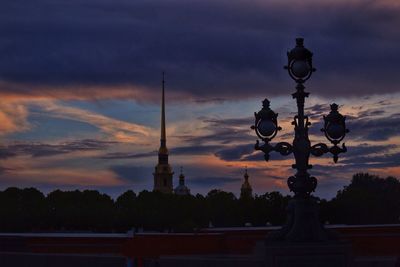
266,197,335,242
264,198,352,266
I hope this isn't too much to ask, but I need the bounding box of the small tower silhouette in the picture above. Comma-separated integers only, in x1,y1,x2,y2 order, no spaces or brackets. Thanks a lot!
153,72,174,193
240,167,253,199
174,167,191,195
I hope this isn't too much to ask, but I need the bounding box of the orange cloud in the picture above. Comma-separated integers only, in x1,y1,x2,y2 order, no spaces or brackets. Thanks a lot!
35,101,154,143
0,99,31,135
0,90,156,142
0,81,191,103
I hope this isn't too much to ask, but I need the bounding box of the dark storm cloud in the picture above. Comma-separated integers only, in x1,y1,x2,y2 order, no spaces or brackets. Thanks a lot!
307,144,400,175
350,113,400,141
343,143,395,157
314,144,399,168
102,145,222,159
305,104,331,119
178,128,252,145
193,98,227,104
1,0,400,99
201,117,253,127
0,147,16,159
172,145,222,155
214,144,254,161
177,116,253,145
357,109,386,118
102,151,155,160
306,104,400,141
341,152,400,169
0,139,115,158
312,144,400,172
241,151,289,162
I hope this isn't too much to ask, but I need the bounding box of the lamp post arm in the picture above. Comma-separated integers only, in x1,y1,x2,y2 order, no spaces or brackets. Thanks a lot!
255,140,293,162
310,143,329,157
310,142,347,163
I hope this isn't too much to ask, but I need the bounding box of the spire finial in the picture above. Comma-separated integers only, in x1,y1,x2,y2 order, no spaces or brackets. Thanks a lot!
162,71,165,90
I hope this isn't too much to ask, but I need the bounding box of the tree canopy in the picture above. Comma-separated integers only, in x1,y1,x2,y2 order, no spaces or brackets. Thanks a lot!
0,173,398,232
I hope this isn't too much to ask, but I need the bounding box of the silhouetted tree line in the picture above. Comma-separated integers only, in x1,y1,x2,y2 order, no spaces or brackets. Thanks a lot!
0,173,398,232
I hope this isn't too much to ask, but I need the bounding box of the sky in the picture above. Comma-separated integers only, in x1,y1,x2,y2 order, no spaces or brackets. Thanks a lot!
0,0,399,199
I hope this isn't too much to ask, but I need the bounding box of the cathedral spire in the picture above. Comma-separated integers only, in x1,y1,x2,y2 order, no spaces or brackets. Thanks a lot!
153,72,173,193
160,72,166,149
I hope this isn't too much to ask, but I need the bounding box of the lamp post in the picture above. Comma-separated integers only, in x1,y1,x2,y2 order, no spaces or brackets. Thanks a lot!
252,38,349,242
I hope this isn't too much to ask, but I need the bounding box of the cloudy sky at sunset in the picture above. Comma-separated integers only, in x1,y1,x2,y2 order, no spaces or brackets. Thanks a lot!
0,0,399,199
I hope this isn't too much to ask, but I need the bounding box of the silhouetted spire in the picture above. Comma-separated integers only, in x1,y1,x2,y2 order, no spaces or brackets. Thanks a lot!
153,72,173,193
160,72,167,153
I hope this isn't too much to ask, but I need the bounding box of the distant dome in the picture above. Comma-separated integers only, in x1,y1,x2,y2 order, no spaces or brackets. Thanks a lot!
174,184,191,195
174,168,191,195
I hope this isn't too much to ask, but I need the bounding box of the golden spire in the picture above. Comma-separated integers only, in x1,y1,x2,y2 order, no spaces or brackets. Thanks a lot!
153,72,173,193
159,72,168,155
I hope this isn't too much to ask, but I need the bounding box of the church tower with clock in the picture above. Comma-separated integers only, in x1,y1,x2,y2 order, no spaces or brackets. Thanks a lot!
153,73,174,193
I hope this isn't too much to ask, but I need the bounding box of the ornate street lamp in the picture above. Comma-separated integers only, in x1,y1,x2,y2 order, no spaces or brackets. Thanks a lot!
252,38,349,242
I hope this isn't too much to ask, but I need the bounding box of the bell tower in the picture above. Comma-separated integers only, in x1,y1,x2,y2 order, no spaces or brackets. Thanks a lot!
153,72,174,193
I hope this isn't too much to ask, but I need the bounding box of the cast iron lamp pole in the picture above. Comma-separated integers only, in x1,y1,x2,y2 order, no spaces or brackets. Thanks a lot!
252,38,349,242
